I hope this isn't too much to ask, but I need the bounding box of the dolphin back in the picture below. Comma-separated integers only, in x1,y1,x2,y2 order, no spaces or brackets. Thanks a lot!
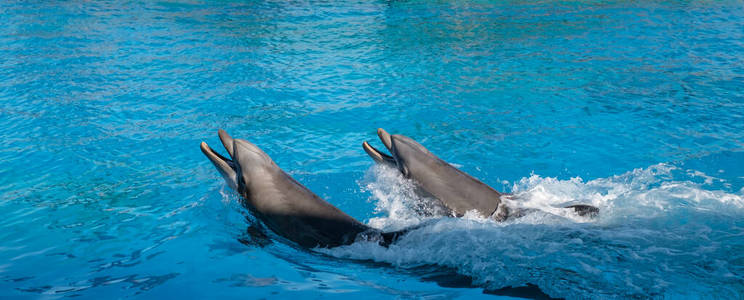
390,135,505,219
252,170,371,248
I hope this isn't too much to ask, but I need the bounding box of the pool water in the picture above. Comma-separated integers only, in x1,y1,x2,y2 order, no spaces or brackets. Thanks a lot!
1,0,743,298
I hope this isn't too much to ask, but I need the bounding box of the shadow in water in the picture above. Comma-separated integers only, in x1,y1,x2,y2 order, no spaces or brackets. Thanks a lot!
485,284,561,300
237,223,273,248
410,265,561,300
235,216,560,299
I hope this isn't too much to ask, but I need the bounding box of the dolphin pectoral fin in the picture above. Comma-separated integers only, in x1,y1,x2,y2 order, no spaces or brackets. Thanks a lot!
565,204,599,218
362,141,396,165
377,220,437,247
352,227,411,248
200,141,238,190
379,229,407,247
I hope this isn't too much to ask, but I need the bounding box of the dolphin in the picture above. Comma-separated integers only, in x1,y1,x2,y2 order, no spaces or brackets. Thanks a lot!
362,128,598,220
201,130,403,248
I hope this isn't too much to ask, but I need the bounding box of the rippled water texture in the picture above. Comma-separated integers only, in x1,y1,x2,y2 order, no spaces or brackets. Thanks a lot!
1,0,743,299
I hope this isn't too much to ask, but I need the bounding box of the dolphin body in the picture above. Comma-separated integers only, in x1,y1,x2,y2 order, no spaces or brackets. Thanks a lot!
201,130,402,248
363,128,598,220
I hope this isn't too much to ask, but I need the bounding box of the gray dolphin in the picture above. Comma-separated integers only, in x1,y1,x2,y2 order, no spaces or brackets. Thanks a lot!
363,128,598,220
202,130,402,248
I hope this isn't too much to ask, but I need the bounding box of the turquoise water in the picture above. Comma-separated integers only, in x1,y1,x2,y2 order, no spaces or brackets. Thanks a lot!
1,0,744,298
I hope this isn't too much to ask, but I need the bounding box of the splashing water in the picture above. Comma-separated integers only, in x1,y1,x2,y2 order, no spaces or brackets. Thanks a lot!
324,164,744,298
362,165,451,231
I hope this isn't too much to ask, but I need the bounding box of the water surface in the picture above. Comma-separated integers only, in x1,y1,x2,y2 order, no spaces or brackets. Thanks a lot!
1,0,743,298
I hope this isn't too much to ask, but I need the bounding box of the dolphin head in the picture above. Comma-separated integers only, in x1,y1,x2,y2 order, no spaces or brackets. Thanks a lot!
362,128,432,177
200,129,276,195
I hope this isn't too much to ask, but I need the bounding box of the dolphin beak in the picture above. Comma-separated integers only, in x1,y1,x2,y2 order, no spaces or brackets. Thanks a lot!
363,141,395,164
362,128,396,165
377,128,392,151
201,130,238,190
218,129,235,158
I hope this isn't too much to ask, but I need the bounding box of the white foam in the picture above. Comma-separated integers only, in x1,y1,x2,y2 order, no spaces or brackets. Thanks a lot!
324,163,744,298
361,165,448,231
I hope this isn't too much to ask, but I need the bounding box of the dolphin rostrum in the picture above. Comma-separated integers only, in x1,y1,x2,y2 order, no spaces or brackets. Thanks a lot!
363,128,598,220
202,130,403,248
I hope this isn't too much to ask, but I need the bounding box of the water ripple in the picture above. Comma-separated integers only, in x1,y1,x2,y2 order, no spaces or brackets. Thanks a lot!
1,0,743,298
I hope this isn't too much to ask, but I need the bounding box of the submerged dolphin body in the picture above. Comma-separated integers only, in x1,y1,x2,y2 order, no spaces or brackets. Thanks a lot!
201,130,402,248
363,128,598,220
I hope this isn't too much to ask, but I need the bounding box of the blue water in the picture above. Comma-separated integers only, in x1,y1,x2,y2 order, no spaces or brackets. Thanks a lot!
1,0,743,298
